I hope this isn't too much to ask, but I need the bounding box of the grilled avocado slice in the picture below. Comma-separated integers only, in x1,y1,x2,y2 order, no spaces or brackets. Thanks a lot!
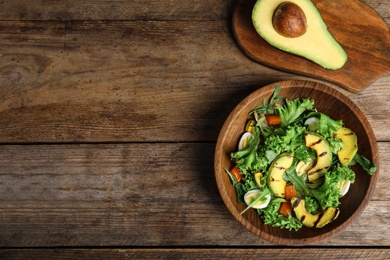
304,133,332,182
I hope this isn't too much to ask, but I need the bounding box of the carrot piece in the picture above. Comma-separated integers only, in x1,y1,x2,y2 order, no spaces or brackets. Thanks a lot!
279,202,293,217
284,184,297,201
230,166,243,182
265,114,281,125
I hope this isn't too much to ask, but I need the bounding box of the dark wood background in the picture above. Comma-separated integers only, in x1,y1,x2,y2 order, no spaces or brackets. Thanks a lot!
0,0,389,258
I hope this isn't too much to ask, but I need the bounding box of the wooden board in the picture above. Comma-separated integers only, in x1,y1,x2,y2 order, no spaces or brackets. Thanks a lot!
0,143,388,247
232,0,390,92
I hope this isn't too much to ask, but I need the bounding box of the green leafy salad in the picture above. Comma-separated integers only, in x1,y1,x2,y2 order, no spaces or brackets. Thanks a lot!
225,86,376,231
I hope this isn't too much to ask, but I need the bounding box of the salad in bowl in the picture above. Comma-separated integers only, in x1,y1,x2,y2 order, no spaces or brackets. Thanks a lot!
214,80,379,245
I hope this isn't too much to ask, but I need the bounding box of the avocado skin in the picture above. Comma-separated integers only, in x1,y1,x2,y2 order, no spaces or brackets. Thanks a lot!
252,0,348,70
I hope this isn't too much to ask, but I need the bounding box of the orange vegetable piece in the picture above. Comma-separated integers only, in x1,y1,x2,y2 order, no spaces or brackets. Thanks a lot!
265,114,281,125
230,166,243,182
284,184,297,201
279,202,293,217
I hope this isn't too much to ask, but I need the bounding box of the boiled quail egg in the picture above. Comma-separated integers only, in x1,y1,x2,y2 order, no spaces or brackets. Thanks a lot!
238,132,254,151
244,189,271,209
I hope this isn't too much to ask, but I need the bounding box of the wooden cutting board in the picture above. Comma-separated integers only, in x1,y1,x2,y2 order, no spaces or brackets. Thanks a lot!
232,0,390,92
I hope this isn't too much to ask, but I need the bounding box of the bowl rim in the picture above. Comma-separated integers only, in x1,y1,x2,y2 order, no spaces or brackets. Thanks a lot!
214,79,380,246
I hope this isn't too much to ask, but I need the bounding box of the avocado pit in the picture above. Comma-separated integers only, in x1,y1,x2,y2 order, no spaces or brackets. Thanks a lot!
272,2,307,38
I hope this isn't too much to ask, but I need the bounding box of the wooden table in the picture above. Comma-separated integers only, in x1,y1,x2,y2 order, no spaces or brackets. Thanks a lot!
0,0,389,258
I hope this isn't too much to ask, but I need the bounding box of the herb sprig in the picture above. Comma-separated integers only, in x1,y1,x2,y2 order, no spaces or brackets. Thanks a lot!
250,85,284,115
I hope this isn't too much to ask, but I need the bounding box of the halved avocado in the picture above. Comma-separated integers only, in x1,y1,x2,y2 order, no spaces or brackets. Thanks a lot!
252,0,348,70
304,133,332,182
334,127,358,166
267,153,294,198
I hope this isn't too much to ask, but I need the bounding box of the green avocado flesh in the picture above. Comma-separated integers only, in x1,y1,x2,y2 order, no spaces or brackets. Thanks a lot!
252,0,348,70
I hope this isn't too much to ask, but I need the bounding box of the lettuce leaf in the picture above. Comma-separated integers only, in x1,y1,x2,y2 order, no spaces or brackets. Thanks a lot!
310,112,343,135
231,127,268,174
275,98,314,127
258,198,302,231
305,196,320,214
309,164,355,209
261,124,307,156
305,112,344,153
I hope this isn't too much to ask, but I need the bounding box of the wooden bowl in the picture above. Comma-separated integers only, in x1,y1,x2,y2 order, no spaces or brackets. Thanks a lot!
214,80,379,246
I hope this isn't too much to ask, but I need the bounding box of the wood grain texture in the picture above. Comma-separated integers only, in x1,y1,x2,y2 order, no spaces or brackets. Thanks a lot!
232,0,390,92
0,0,389,255
1,248,390,259
0,0,388,24
0,0,235,21
0,143,388,247
0,21,389,143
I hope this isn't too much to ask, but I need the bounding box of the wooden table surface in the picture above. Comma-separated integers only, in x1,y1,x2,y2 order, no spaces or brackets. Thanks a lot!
0,0,389,258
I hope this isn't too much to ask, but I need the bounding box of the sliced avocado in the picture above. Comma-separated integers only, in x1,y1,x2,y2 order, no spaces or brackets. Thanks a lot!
254,172,263,188
304,133,332,182
252,0,348,70
295,158,315,176
267,153,294,198
334,127,358,166
292,197,340,228
316,207,340,228
291,197,319,227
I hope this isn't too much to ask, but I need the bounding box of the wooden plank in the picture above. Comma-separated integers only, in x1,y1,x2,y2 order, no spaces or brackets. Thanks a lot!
1,200,388,247
0,19,286,143
0,143,388,247
0,0,234,21
0,0,388,26
0,20,389,143
1,248,390,259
